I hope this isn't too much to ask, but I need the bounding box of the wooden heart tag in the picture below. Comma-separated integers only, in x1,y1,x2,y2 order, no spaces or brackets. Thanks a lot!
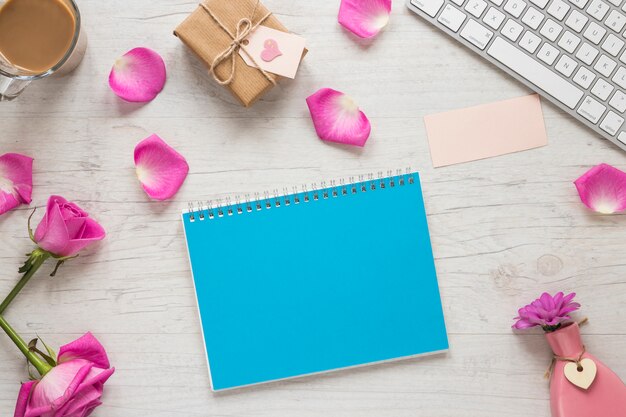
564,358,597,390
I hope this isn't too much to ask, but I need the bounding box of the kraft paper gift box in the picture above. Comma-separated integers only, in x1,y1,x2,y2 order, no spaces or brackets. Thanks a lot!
174,0,306,107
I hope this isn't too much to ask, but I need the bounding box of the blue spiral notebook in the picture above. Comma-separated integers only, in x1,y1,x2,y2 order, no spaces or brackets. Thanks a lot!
182,171,448,391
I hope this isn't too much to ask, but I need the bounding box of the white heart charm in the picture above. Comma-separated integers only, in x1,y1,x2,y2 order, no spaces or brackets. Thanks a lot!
564,358,597,390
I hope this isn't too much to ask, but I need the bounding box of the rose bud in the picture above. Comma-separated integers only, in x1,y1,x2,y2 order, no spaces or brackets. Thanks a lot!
34,196,105,258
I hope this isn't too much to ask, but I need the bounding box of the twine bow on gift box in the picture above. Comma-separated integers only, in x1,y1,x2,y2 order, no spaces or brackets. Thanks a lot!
199,0,276,86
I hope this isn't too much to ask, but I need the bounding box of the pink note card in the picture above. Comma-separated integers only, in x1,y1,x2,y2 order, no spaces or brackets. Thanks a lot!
424,94,548,168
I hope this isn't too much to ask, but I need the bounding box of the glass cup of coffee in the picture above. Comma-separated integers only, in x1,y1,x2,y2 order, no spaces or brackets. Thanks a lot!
0,0,87,101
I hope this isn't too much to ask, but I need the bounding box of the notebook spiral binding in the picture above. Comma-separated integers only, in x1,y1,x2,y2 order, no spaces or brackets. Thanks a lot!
186,168,415,222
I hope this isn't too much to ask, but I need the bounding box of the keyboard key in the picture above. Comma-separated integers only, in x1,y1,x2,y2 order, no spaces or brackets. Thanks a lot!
438,4,468,32
577,96,606,122
548,0,571,19
620,50,626,64
605,10,626,33
608,0,621,6
573,66,597,87
609,89,626,111
558,30,581,53
484,7,506,29
595,54,618,77
465,0,488,17
556,55,578,76
583,22,607,44
612,67,626,88
411,0,444,17
530,0,549,7
587,0,610,20
489,0,505,5
460,19,494,49
502,19,525,41
540,19,563,41
576,42,599,65
504,0,527,17
520,31,542,52
591,78,614,99
618,131,626,144
487,37,584,108
565,10,588,32
538,42,560,64
522,7,544,29
569,0,589,7
450,0,465,5
600,111,624,135
601,34,625,57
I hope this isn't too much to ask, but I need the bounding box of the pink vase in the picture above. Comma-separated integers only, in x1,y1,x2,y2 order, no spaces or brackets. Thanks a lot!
545,322,626,417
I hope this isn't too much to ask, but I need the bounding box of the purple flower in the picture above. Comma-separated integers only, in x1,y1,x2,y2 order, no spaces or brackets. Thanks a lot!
512,292,580,332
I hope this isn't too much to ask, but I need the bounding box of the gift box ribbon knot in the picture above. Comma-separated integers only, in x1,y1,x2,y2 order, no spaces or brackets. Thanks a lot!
199,1,276,86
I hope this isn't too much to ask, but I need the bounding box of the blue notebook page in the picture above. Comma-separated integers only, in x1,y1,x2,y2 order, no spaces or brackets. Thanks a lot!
182,172,448,391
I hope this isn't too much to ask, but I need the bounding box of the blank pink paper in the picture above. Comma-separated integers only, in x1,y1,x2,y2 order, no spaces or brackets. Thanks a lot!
424,94,548,167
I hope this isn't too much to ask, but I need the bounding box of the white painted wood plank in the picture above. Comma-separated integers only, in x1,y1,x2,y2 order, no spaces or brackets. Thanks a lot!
0,0,624,416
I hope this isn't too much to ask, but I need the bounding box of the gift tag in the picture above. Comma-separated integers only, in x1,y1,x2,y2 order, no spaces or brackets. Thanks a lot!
564,358,597,390
239,26,306,79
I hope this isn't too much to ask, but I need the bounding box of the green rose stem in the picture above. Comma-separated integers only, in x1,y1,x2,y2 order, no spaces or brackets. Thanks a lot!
0,315,52,376
1,209,80,316
0,248,50,315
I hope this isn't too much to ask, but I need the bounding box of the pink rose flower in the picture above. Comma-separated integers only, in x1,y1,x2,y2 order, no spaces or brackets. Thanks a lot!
34,196,105,258
14,333,114,417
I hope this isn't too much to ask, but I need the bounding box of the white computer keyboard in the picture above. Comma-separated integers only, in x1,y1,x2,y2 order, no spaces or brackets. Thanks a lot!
407,0,626,152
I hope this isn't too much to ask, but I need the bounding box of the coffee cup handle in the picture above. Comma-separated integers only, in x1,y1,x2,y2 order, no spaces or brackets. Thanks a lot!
0,75,31,101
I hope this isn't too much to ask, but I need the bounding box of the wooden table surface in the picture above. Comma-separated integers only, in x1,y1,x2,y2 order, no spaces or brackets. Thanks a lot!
1,1,625,416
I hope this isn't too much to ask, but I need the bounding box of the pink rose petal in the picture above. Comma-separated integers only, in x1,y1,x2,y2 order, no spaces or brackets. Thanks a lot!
0,153,33,216
26,360,113,417
338,0,392,38
59,218,107,259
134,134,189,201
109,47,166,102
306,88,371,147
574,163,626,214
13,381,36,417
58,332,111,369
53,386,102,417
34,196,72,255
27,362,93,416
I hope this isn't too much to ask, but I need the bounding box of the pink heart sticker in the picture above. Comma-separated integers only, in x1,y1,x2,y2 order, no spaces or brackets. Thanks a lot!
260,39,282,62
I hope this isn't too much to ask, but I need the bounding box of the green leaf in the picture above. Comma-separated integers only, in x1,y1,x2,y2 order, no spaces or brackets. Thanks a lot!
39,337,57,365
28,338,57,367
49,255,78,277
27,362,39,381
542,323,563,333
27,207,37,243
28,338,37,350
18,253,34,274
50,260,64,277
18,248,51,274
39,352,57,367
